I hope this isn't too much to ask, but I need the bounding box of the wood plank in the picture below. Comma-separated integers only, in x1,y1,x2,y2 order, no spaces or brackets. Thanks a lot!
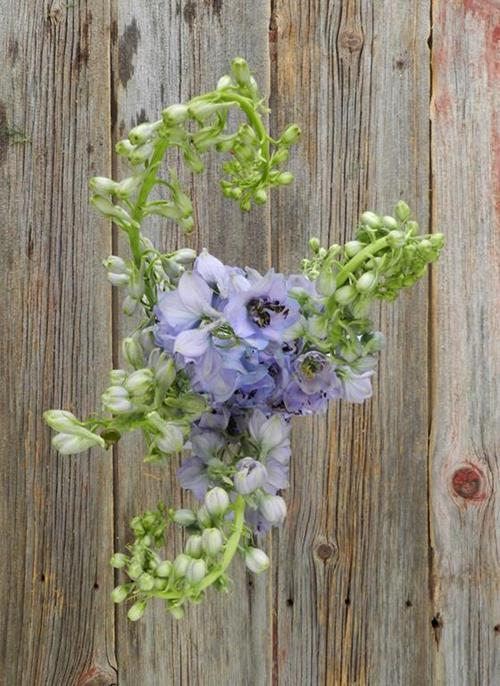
111,2,272,684
0,2,116,684
271,1,433,683
430,1,500,684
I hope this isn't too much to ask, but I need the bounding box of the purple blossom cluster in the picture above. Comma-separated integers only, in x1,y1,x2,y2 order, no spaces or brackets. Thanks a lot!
153,250,375,531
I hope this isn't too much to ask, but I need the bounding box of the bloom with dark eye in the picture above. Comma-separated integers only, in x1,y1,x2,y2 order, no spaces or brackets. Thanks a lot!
293,351,340,395
224,270,300,349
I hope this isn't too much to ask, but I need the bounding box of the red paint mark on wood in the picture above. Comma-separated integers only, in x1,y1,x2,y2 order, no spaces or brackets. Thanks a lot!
451,466,486,501
492,112,500,221
77,665,117,686
431,90,454,121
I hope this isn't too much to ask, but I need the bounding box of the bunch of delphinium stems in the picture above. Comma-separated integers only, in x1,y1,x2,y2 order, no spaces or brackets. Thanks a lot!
44,58,444,622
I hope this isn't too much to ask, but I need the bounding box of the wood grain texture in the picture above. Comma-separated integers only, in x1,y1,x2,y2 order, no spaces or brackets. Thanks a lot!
0,2,116,685
111,2,272,684
430,1,500,684
270,1,433,684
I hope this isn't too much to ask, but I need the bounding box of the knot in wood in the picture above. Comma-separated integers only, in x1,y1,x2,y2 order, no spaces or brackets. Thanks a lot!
451,466,484,500
316,542,336,560
340,30,363,52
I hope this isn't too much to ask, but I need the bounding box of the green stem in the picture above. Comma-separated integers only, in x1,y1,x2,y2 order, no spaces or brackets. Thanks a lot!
335,236,389,287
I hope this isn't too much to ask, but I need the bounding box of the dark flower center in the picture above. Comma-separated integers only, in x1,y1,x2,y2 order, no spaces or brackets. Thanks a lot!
247,297,288,328
300,354,325,378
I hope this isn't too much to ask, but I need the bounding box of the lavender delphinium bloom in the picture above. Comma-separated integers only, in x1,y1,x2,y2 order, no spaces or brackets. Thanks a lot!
224,270,300,349
234,457,268,494
283,350,342,415
247,409,291,494
177,429,227,500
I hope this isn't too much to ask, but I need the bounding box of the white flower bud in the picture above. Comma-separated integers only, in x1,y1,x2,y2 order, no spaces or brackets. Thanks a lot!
168,604,185,620
90,196,132,224
116,176,141,199
231,57,252,86
356,271,377,292
43,410,80,433
115,139,135,156
128,273,145,299
127,601,147,622
52,432,104,455
137,573,155,591
173,553,191,578
185,558,206,585
197,505,212,528
245,547,270,574
102,385,133,414
201,528,223,556
128,121,161,145
317,264,336,296
234,458,267,495
185,535,203,558
188,101,231,120
173,509,196,526
387,230,405,248
360,211,382,228
382,215,399,230
259,494,287,525
146,413,184,453
103,255,128,274
128,142,154,165
334,284,357,306
394,200,410,222
124,368,153,396
162,104,189,126
107,272,130,287
122,296,138,316
217,74,233,90
109,369,127,385
204,487,229,517
345,240,363,257
89,176,119,194
154,355,176,391
171,248,197,264
122,336,145,369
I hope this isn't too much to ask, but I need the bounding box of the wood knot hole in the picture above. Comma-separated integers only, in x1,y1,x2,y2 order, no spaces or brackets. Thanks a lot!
451,466,485,500
316,542,335,560
340,30,363,52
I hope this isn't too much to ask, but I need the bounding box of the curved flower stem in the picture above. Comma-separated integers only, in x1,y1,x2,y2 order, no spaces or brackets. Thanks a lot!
335,236,389,287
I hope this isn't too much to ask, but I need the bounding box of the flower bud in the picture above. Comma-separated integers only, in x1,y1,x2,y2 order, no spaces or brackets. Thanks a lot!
89,176,118,194
122,296,138,316
162,104,189,126
173,553,191,578
245,547,270,574
110,553,128,569
234,457,267,495
382,215,398,230
115,139,135,156
387,230,405,248
272,148,289,165
90,196,132,224
156,560,173,578
154,355,176,391
345,240,363,257
109,369,126,386
259,494,287,525
280,124,301,145
197,505,212,528
124,368,153,396
394,201,410,222
44,410,80,433
334,284,357,306
360,211,382,228
188,101,231,120
127,601,147,622
116,176,141,199
217,74,233,89
102,385,133,414
137,573,155,591
185,535,203,558
309,237,321,253
128,121,161,145
275,171,294,186
122,336,145,369
231,57,251,86
167,603,185,620
185,558,206,585
204,487,230,517
52,433,96,455
146,413,184,453
253,188,267,205
107,272,130,287
201,528,223,556
317,264,336,296
173,508,197,526
356,271,377,292
103,255,128,274
111,584,130,603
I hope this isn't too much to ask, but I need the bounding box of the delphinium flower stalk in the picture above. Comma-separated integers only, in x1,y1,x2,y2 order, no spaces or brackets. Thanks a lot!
44,58,444,621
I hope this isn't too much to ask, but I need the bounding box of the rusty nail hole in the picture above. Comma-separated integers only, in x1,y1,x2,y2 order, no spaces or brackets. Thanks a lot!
40,573,45,582
316,543,334,560
286,598,294,607
344,597,351,606
451,466,483,499
406,599,413,607
431,615,442,629
494,624,500,634
94,582,99,589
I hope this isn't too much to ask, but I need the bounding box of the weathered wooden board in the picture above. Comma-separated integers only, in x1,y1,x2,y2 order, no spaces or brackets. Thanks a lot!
111,2,272,685
0,2,116,685
271,1,433,684
430,1,500,684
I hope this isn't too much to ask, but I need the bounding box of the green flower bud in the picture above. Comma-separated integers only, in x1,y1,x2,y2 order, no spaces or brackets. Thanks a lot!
102,385,133,414
90,196,132,225
115,176,141,199
173,509,197,526
43,410,80,434
317,264,336,296
382,215,398,230
238,124,259,146
127,601,147,622
387,230,405,248
309,237,321,253
275,171,294,186
122,296,139,317
110,367,126,384
156,560,173,578
231,57,251,86
124,368,154,397
162,104,189,127
115,139,135,156
344,240,363,257
407,220,419,235
128,142,154,165
279,123,301,145
201,528,223,556
136,573,155,592
128,121,161,145
253,188,267,205
356,271,377,292
245,547,270,574
188,101,231,120
122,336,145,369
103,255,128,274
394,201,410,222
272,148,289,165
360,211,382,228
217,75,233,90
127,561,144,580
204,487,229,517
185,558,206,585
334,284,357,306
111,584,129,603
110,553,128,569
173,553,191,578
89,176,118,195
197,505,212,528
185,535,203,559
154,356,176,391
167,602,185,620
431,233,445,248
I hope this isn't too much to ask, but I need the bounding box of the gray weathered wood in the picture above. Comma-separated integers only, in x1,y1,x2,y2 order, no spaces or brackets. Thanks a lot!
270,1,433,683
430,1,500,684
0,2,116,684
111,2,272,684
